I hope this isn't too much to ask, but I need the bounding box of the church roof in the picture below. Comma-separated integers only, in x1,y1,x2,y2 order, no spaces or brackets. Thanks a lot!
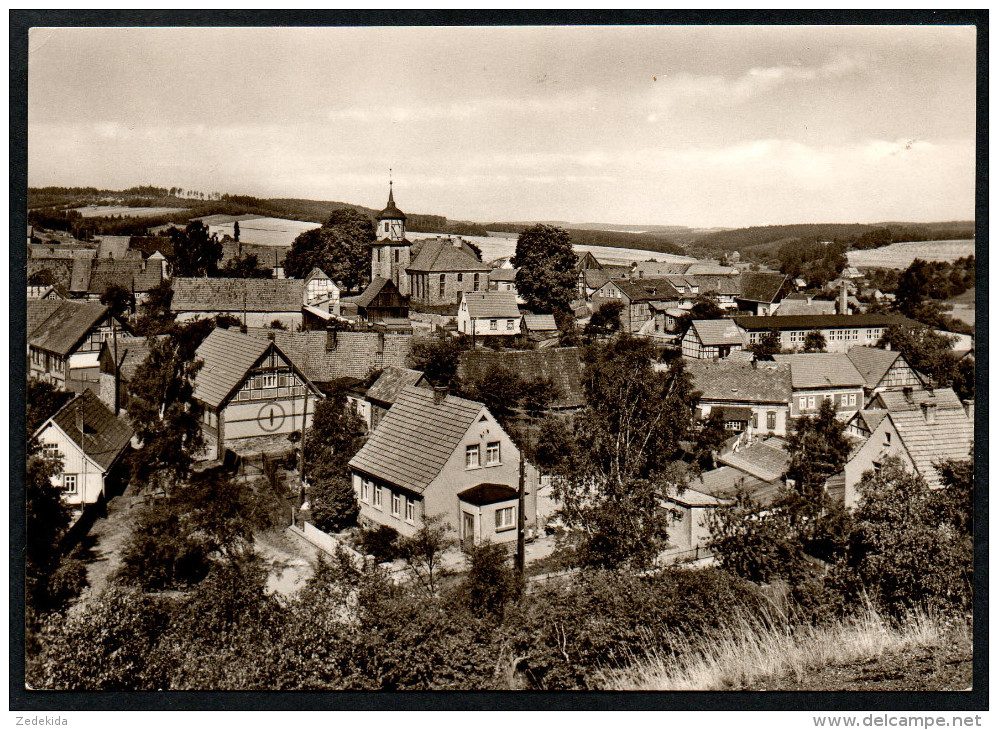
376,186,407,221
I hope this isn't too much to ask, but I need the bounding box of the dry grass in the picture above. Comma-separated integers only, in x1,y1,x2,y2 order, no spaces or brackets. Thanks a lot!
604,603,962,691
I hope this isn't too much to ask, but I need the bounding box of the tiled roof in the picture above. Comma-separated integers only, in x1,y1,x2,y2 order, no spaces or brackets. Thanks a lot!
692,466,780,506
103,335,169,381
666,274,741,296
348,385,487,494
355,277,398,308
583,269,611,289
96,236,132,260
685,360,792,404
772,353,866,389
715,406,752,422
737,272,789,303
846,346,903,389
27,300,64,336
457,347,586,409
458,483,518,506
684,263,738,276
775,299,837,316
46,390,133,472
366,366,426,406
718,436,791,483
407,239,490,272
29,300,109,356
690,319,746,346
87,259,165,294
667,485,725,507
734,313,916,331
856,408,888,434
244,329,413,383
70,257,94,292
523,314,558,331
878,388,973,488
614,278,681,302
190,327,308,409
489,267,518,282
172,277,305,313
463,291,520,319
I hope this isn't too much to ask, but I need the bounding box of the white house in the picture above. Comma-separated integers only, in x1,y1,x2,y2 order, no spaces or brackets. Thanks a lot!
457,291,522,337
34,390,134,508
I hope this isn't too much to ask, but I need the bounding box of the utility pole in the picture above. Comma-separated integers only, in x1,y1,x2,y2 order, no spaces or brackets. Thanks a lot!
516,448,526,578
112,316,120,416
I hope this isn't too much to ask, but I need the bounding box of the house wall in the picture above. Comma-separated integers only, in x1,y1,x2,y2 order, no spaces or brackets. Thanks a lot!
458,314,522,337
699,401,790,437
744,326,887,354
345,394,372,429
843,417,907,508
667,503,716,552
175,311,303,330
410,270,488,306
458,496,520,546
789,388,863,418
36,422,107,506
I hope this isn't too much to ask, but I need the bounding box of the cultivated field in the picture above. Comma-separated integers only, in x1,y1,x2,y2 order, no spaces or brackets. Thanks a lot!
847,239,975,269
203,216,320,246
73,205,189,218
946,287,976,328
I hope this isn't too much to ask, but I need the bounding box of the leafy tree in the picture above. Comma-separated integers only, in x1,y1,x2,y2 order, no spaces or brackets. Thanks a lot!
359,525,401,561
233,220,240,243
748,328,782,360
28,269,56,286
463,541,522,621
458,364,560,433
220,253,267,278
125,331,205,493
269,319,288,330
168,221,223,278
676,294,725,334
100,283,135,319
406,335,468,387
784,399,851,520
952,355,975,402
583,300,623,341
802,330,827,353
283,208,374,291
512,224,578,314
25,442,75,619
309,474,360,534
26,378,73,434
879,323,957,387
690,409,728,471
398,514,453,596
303,390,366,484
133,279,174,336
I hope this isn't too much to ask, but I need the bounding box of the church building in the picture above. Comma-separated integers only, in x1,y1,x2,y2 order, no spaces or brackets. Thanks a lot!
371,184,413,296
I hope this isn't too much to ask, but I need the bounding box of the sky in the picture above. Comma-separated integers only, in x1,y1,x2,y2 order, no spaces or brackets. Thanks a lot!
27,25,977,228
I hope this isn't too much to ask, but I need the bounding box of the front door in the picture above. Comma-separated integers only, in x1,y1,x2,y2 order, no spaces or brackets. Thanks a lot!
462,511,475,550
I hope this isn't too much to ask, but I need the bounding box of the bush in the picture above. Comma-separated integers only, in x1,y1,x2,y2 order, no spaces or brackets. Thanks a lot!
359,525,401,562
463,541,522,621
309,475,360,534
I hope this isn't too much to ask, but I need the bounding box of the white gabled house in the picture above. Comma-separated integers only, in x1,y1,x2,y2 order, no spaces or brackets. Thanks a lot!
456,291,522,337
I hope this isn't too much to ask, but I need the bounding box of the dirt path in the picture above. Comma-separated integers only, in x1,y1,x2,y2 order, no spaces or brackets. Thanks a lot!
79,486,148,597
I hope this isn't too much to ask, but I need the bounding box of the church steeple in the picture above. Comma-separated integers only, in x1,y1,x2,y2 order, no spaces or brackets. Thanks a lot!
376,175,407,241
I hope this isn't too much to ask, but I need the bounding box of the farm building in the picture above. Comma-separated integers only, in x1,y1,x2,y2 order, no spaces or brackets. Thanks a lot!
680,319,747,360
171,277,306,329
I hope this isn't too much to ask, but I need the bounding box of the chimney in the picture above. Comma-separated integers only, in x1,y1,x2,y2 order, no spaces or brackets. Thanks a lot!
326,327,338,351
903,386,914,404
453,238,462,248
921,398,937,425
839,280,849,315
433,385,448,405
963,399,974,421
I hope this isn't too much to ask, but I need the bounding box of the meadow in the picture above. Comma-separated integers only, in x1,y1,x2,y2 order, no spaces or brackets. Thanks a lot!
847,239,975,269
74,205,190,218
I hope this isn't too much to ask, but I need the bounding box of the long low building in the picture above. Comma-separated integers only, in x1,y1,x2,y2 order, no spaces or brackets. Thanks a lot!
172,277,306,329
733,313,917,354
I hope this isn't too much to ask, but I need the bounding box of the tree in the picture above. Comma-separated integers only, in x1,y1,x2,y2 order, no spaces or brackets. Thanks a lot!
28,269,56,286
748,328,782,360
26,378,73,434
952,355,975,402
512,224,578,314
283,208,374,291
802,330,826,353
458,364,560,434
125,331,205,493
398,514,453,596
309,474,360,534
463,541,522,621
583,300,623,341
168,221,222,278
784,399,851,521
100,283,135,319
233,220,240,243
406,335,468,387
220,253,266,279
879,323,957,388
134,280,175,336
25,441,74,619
303,389,366,528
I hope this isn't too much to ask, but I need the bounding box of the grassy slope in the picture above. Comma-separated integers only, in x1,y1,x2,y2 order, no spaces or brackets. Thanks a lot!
604,606,971,691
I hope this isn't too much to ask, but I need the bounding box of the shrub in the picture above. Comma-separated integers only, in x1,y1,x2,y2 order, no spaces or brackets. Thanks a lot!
359,525,401,562
309,475,360,534
463,541,522,621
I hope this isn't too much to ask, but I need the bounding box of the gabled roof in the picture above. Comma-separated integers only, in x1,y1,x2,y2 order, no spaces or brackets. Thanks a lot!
463,291,520,319
192,327,318,409
718,436,791,483
96,236,132,260
489,267,518,282
666,274,741,296
875,388,973,487
407,239,490,272
613,278,681,302
348,385,489,494
305,267,331,284
100,334,169,381
457,347,586,409
685,360,792,404
734,313,916,331
684,263,738,276
27,300,65,336
172,277,305,313
70,257,94,292
775,299,837,316
523,314,558,332
854,408,888,434
354,277,403,308
43,390,134,472
737,272,790,303
689,319,746,347
667,485,725,507
87,258,165,294
772,353,866,389
366,366,426,406
29,300,111,356
846,346,905,389
575,251,603,271
691,466,780,506
583,269,611,289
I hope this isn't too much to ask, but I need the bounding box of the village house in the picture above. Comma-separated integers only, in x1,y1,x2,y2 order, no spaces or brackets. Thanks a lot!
348,385,539,546
734,313,915,354
845,346,926,405
773,293,837,317
680,319,748,360
772,353,867,420
663,486,725,554
191,327,323,460
521,313,560,341
456,291,522,338
574,251,605,299
96,334,168,415
457,346,586,411
591,277,681,334
34,389,134,510
172,277,307,329
666,274,742,311
346,366,429,430
488,267,523,303
348,276,410,326
69,252,169,305
28,299,131,392
683,360,792,436
735,272,792,315
843,387,973,505
304,267,340,310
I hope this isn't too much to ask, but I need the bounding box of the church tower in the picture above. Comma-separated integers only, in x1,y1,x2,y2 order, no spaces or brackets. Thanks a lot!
371,181,411,296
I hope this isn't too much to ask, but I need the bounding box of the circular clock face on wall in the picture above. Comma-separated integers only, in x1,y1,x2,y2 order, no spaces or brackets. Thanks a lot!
257,401,286,432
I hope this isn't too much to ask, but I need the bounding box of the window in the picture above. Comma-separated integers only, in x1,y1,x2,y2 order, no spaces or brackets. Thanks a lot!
495,506,515,530
361,480,371,502
799,396,807,410
824,394,833,403
376,248,381,262
767,411,777,430
466,444,480,468
405,498,415,523
42,443,61,461
848,393,857,406
373,486,383,509
473,273,480,290
439,274,446,298
391,492,401,516
807,396,816,409
62,474,78,494
394,249,399,263
486,441,500,465
490,319,498,331
261,373,278,388
457,273,463,283
506,319,514,331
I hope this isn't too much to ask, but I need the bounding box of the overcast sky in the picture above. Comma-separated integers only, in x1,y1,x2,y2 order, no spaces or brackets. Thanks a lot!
28,25,977,228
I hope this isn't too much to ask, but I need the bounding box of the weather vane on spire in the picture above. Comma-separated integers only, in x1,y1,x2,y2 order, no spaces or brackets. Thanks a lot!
389,167,393,189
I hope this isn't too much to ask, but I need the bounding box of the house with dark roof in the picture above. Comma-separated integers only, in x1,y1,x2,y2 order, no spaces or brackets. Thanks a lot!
406,238,491,306
28,300,131,392
575,251,605,299
488,267,523,303
172,277,306,329
681,319,748,360
736,272,792,315
734,313,915,354
34,390,134,508
665,274,742,311
348,385,539,546
683,360,793,436
457,347,586,411
772,353,867,419
686,436,792,512
71,255,168,304
346,366,429,430
846,346,925,405
844,387,973,505
591,277,681,334
191,327,323,459
348,276,409,325
456,291,522,337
